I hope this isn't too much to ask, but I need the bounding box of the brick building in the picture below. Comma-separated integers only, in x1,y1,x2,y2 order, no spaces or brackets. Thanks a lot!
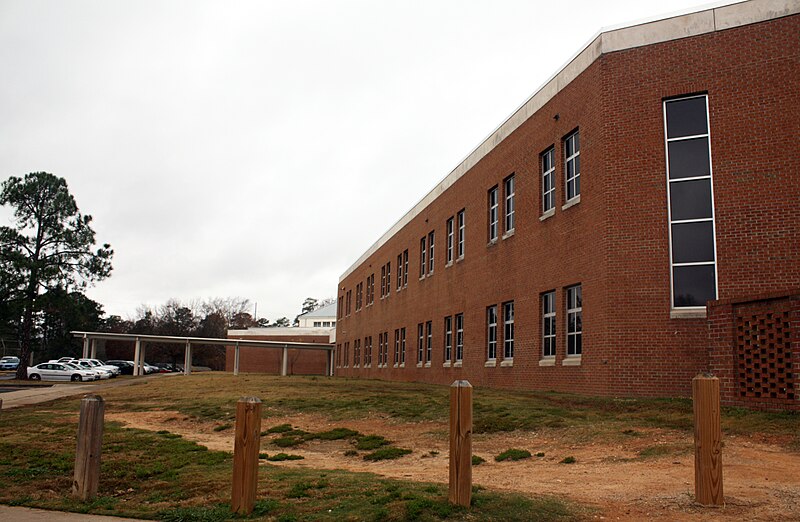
335,0,799,410
226,327,334,375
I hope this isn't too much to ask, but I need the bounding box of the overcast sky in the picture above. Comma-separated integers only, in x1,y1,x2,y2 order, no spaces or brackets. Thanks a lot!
0,0,732,322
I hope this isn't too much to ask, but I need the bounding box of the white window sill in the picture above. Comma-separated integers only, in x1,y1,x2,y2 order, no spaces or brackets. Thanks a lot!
400,363,405,368
455,255,464,264
539,209,555,222
445,261,453,268
365,364,371,368
502,229,515,240
484,360,497,368
670,308,707,319
424,362,431,368
416,362,423,368
487,239,498,247
539,358,556,367
419,275,425,281
500,359,514,367
393,363,399,368
562,194,581,211
443,361,452,368
454,361,463,368
562,356,582,366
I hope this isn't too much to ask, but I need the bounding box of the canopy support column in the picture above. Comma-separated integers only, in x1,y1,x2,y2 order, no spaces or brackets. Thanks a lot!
184,341,192,375
281,345,288,376
82,334,89,359
133,338,141,376
234,341,240,376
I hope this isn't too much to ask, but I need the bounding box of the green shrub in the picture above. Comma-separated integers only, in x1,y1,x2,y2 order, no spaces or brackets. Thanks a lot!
363,447,412,461
472,455,486,465
212,423,231,432
355,435,389,450
560,456,576,464
495,449,531,462
310,427,360,440
263,423,293,435
267,453,304,461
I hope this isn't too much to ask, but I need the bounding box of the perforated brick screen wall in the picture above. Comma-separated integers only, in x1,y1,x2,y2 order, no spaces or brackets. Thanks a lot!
736,309,795,401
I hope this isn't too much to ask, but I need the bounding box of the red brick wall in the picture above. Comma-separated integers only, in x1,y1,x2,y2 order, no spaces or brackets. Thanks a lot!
225,334,330,375
336,14,800,401
708,291,799,411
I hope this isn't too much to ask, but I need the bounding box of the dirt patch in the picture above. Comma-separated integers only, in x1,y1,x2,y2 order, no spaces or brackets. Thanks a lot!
106,411,800,521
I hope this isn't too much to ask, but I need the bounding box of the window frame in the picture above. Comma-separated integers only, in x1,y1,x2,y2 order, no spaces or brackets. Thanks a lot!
542,291,556,358
425,320,432,364
503,301,514,359
457,209,465,259
428,231,435,274
417,323,424,365
420,236,427,278
564,130,580,203
566,285,582,357
504,174,515,234
444,315,453,363
541,147,555,214
446,217,454,264
488,186,499,242
487,305,497,361
455,313,464,362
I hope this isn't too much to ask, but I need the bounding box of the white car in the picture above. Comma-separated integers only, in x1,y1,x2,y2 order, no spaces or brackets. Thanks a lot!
27,362,97,382
85,359,122,376
71,359,117,378
62,362,101,380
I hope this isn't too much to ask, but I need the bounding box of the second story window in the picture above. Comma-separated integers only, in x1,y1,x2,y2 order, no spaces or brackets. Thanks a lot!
403,249,409,286
384,262,391,297
419,236,427,278
542,147,555,214
397,254,403,290
428,231,435,274
504,175,515,233
565,130,580,202
488,186,499,242
457,209,465,258
380,266,386,298
446,217,454,264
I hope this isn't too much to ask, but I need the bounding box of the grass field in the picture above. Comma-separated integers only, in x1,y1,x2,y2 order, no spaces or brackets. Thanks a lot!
0,373,797,521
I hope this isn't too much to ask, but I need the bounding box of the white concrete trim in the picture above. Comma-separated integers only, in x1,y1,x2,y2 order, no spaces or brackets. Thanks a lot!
562,356,582,366
339,0,797,282
539,358,556,367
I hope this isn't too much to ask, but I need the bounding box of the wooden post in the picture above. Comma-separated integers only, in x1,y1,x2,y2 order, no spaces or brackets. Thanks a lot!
449,380,472,507
693,374,723,506
231,397,262,515
73,395,104,500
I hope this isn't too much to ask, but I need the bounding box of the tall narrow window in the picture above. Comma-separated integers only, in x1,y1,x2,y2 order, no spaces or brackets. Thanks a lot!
488,186,499,242
446,217,454,264
336,343,341,367
385,262,391,297
428,231,435,274
354,339,360,367
457,209,465,258
542,147,555,214
504,175,515,233
366,336,372,367
400,327,406,365
344,342,349,367
487,305,497,361
417,323,424,364
565,131,580,202
455,313,464,362
380,266,386,298
425,320,432,363
542,291,556,358
503,301,514,359
420,236,427,278
397,254,403,290
377,334,382,366
444,316,453,363
664,95,717,308
403,250,409,286
394,329,400,366
566,285,582,356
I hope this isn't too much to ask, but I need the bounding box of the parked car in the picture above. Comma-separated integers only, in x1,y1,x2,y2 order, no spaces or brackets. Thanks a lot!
0,356,20,370
62,362,101,381
72,358,119,378
67,359,112,379
27,362,96,382
105,360,134,375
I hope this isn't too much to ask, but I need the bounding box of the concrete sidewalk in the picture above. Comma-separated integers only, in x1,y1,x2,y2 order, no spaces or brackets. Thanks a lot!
0,373,177,410
0,505,145,521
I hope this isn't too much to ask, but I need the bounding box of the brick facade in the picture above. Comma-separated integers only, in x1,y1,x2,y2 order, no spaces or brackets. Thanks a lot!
225,333,330,375
335,6,800,405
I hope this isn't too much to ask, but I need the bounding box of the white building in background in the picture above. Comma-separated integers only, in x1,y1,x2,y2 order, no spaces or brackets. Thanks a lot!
297,301,337,328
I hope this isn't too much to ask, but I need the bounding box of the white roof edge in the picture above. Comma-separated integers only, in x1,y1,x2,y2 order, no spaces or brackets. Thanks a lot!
339,0,798,283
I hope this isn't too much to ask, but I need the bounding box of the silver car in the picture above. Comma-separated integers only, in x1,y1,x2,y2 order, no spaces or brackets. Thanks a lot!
27,362,96,382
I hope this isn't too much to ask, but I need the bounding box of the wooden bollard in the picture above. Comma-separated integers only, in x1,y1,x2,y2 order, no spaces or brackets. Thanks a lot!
73,395,104,500
449,380,472,507
231,397,262,515
693,374,723,506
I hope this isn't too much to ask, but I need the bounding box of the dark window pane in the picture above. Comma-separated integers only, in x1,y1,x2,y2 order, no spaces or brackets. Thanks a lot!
668,138,710,179
666,97,708,138
670,179,713,221
673,265,716,307
672,222,715,263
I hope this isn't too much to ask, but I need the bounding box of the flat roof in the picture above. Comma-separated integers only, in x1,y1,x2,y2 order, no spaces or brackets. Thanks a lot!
340,0,799,282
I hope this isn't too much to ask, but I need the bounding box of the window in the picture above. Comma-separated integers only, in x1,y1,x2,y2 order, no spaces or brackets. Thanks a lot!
428,231,435,274
446,217,454,264
487,305,497,361
400,327,406,365
425,320,432,364
420,236,427,278
367,274,374,305
664,95,717,308
336,343,341,367
337,297,343,319
488,186,499,242
313,321,321,327
503,301,514,359
354,339,360,367
566,285,582,356
397,253,403,290
384,262,391,297
346,290,351,316
378,332,385,366
344,341,350,367
403,250,409,286
444,316,453,363
504,175,515,233
355,282,363,311
365,336,372,367
455,314,464,362
565,130,580,202
541,147,555,214
394,329,400,366
542,291,556,358
417,323,424,364
457,209,465,258
380,266,386,298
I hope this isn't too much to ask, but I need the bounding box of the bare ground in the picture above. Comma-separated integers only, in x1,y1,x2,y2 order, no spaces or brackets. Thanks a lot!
106,410,800,521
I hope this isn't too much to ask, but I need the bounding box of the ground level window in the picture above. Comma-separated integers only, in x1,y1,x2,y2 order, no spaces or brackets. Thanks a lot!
455,314,464,362
542,291,555,358
503,301,514,359
444,316,452,363
566,285,582,356
394,330,400,365
425,321,432,363
487,305,497,361
417,323,424,364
